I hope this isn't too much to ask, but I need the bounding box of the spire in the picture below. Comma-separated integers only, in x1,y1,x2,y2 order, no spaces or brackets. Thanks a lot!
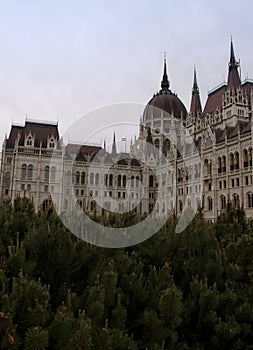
230,39,236,66
227,38,241,90
192,66,199,94
160,52,170,92
190,66,202,116
104,139,106,151
111,132,117,155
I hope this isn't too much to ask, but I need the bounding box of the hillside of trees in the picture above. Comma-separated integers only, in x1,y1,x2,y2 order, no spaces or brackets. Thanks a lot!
0,198,253,349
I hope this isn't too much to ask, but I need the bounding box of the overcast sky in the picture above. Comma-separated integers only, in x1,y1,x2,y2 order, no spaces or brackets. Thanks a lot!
0,0,252,149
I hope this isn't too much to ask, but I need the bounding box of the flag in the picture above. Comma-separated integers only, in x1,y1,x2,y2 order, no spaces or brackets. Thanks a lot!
121,137,127,141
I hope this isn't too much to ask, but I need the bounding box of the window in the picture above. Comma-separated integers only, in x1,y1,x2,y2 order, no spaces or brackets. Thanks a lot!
247,193,253,208
90,173,94,185
245,176,249,185
81,172,85,184
234,152,239,170
66,171,71,185
232,194,240,208
5,172,10,186
236,178,240,187
21,164,27,180
75,189,79,196
222,156,226,172
27,165,33,180
223,180,226,189
44,185,48,192
218,157,221,173
27,184,31,192
81,189,84,196
231,179,235,187
26,136,33,146
163,139,170,153
49,138,55,148
220,195,226,209
149,175,154,187
154,139,160,149
44,166,49,182
76,171,80,184
243,149,249,168
123,175,126,187
95,173,99,185
90,200,96,211
51,166,56,182
208,197,213,211
118,175,122,187
249,147,252,166
136,176,139,188
219,181,222,189
109,174,113,186
21,184,25,191
230,153,234,171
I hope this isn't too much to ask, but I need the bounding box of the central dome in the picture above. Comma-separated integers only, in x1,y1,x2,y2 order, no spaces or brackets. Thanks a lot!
143,58,187,122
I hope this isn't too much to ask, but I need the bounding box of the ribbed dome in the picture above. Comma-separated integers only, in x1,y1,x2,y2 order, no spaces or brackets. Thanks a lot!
143,90,187,121
143,57,187,122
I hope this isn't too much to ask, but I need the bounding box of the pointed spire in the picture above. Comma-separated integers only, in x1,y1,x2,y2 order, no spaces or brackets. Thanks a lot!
111,132,117,155
230,38,236,67
160,52,170,92
227,38,241,90
192,66,199,94
190,66,202,116
103,139,106,151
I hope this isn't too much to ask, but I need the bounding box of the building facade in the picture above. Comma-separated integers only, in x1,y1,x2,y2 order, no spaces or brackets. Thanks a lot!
1,41,253,221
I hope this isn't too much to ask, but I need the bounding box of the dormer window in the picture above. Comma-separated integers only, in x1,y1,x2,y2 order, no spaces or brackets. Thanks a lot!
25,134,34,147
48,137,56,149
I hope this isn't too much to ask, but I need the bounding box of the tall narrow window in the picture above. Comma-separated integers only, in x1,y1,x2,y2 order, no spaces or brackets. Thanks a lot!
76,171,80,184
81,172,85,184
95,173,99,185
149,175,153,187
51,166,56,182
21,164,27,180
44,166,49,181
27,165,33,180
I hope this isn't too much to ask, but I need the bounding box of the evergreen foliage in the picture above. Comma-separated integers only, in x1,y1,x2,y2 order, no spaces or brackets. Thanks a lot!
0,199,253,348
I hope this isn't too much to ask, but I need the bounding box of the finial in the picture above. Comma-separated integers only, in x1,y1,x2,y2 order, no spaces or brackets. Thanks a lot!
161,52,170,92
192,65,199,94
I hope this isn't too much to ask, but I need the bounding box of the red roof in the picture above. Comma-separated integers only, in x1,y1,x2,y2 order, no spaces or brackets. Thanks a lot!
203,85,226,115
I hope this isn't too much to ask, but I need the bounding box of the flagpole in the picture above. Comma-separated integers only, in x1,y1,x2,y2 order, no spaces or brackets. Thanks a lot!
121,137,127,153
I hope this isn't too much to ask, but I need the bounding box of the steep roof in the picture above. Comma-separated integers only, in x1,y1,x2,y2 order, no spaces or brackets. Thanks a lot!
66,143,103,162
203,84,226,115
6,120,59,148
190,67,202,116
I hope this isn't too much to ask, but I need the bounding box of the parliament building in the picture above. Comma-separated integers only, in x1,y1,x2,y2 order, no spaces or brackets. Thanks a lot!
1,41,253,222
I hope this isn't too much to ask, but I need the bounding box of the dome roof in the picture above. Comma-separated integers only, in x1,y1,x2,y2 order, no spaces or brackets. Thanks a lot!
143,57,187,121
143,90,187,121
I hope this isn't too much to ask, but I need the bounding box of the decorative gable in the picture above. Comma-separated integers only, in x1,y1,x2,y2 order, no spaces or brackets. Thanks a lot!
25,132,34,147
